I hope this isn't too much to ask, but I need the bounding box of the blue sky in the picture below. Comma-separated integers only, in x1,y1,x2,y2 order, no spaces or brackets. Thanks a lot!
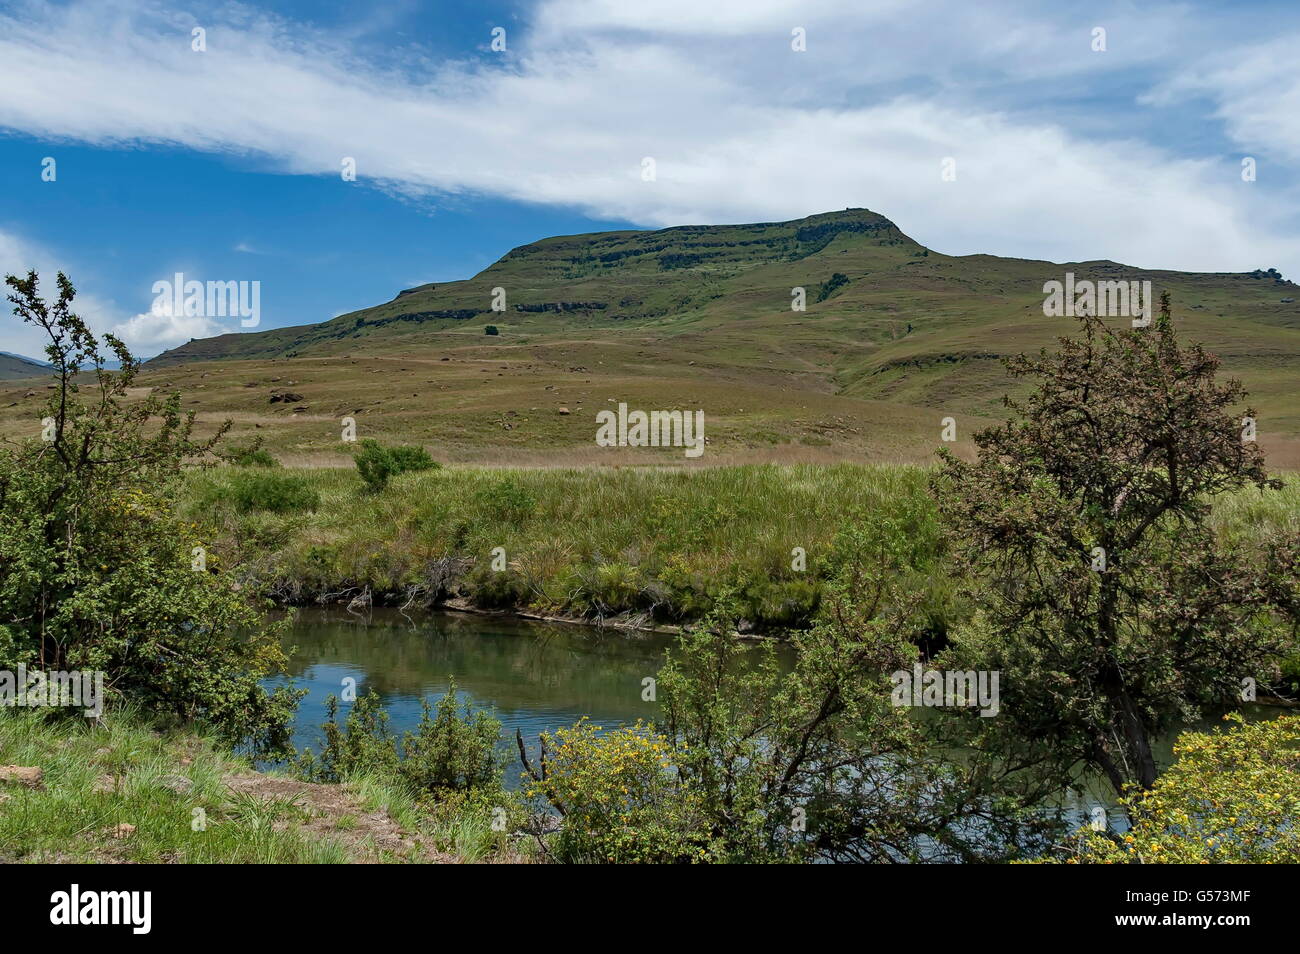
1,0,1298,358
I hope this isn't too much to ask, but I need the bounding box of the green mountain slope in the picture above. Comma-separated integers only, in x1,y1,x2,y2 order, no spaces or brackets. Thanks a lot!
0,351,51,381
19,208,1295,467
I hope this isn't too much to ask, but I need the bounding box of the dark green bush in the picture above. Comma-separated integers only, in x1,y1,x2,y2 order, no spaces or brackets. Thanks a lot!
354,439,438,492
816,272,850,302
401,681,502,793
299,686,503,796
464,564,529,609
228,444,280,468
222,469,319,514
474,476,537,525
741,577,821,629
1280,652,1300,695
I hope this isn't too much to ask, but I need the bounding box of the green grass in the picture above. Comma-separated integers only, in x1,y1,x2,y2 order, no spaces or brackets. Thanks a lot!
0,707,524,864
0,708,349,863
178,462,1300,630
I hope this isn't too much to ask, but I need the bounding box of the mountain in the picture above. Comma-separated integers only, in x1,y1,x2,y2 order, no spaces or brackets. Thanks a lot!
0,351,51,381
14,209,1300,467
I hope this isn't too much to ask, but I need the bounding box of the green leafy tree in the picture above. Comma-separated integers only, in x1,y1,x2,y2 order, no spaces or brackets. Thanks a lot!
400,679,502,793
0,271,299,754
934,294,1299,799
523,514,1062,862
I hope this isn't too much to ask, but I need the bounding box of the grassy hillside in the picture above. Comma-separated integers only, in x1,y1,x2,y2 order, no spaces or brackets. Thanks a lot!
0,351,49,381
4,209,1297,465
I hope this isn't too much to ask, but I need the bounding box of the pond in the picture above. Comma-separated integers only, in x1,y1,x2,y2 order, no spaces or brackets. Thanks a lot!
268,607,675,787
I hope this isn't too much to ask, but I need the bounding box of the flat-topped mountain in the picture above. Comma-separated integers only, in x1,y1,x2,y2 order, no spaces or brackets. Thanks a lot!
10,209,1297,467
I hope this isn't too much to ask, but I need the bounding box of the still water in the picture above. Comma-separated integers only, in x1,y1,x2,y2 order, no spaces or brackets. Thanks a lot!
268,607,1277,825
268,607,674,784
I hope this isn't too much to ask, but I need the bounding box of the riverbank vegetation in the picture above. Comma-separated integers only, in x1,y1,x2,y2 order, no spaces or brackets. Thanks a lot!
176,461,1299,635
3,271,1299,864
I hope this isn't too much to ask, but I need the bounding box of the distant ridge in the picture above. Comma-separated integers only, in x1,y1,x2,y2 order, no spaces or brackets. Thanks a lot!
0,351,51,381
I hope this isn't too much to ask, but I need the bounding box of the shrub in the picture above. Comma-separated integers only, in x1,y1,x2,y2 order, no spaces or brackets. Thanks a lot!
525,719,711,863
0,270,300,755
400,680,502,793
227,443,280,468
484,325,499,336
464,564,529,609
1280,652,1300,696
300,686,504,797
354,439,438,492
739,577,821,629
297,691,399,783
1058,715,1300,863
816,272,850,302
474,475,536,525
222,470,320,514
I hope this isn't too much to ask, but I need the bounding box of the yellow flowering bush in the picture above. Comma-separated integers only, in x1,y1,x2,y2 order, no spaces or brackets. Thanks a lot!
1063,714,1300,863
528,718,714,863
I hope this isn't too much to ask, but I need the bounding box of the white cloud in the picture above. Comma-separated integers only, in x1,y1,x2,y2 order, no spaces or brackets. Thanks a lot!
1144,35,1300,165
0,0,1296,289
0,226,206,357
110,308,223,348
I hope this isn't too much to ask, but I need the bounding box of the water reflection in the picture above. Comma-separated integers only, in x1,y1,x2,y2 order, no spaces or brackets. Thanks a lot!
267,608,673,783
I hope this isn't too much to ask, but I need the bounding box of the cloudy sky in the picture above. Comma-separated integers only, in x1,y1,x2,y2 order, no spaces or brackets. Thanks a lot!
1,0,1297,358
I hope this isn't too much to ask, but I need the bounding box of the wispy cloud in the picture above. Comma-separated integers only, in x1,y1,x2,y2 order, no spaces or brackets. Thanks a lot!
0,0,1297,286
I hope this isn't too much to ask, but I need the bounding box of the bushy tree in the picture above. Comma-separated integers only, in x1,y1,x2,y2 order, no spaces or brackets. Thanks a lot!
400,681,502,793
0,271,299,754
523,513,1062,862
934,294,1299,798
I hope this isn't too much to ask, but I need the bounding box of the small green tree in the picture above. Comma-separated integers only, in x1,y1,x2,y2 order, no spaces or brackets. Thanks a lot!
934,294,1299,799
0,271,299,753
297,691,400,783
400,679,502,793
